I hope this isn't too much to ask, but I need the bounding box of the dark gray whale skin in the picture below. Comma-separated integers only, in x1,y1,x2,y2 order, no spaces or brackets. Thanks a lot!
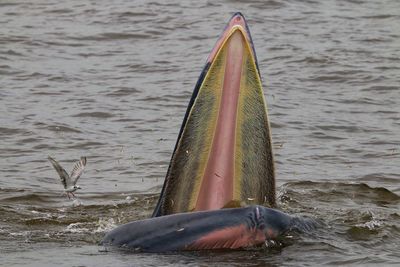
101,13,318,252
100,205,315,252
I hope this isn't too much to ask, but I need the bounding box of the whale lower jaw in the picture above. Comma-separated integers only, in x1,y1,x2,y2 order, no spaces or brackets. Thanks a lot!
153,12,275,217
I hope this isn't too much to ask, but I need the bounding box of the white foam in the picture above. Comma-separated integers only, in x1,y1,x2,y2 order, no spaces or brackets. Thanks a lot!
95,217,117,233
66,222,89,233
356,219,383,230
72,199,82,207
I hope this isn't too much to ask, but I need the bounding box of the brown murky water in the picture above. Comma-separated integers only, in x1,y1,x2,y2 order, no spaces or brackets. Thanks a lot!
1,0,399,266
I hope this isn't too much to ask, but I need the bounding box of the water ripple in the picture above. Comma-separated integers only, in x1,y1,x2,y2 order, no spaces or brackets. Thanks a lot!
1,0,400,265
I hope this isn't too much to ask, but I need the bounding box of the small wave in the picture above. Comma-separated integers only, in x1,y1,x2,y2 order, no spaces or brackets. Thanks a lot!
69,32,152,41
1,193,49,203
0,127,29,137
43,8,74,14
249,0,286,9
94,218,117,233
309,131,347,140
39,124,82,133
73,112,114,118
24,216,64,226
66,222,90,233
0,49,25,56
67,141,105,148
0,188,25,193
361,14,398,19
9,231,31,237
314,124,361,133
111,11,157,17
356,219,383,230
0,69,23,75
357,38,391,43
289,56,332,65
357,173,400,184
0,2,19,6
347,219,383,241
280,181,400,207
105,87,140,97
31,90,63,96
64,217,121,235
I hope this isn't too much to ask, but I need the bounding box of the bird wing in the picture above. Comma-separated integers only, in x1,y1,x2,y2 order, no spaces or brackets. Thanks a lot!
48,156,70,189
70,157,87,185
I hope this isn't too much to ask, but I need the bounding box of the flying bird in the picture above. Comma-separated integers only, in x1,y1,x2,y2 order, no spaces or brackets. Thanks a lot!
48,156,87,199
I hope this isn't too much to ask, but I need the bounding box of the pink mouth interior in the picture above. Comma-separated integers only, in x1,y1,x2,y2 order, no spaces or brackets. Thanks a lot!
206,14,247,63
195,19,246,211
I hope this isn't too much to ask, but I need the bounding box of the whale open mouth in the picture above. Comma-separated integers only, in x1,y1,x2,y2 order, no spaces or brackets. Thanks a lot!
153,12,275,217
100,13,298,253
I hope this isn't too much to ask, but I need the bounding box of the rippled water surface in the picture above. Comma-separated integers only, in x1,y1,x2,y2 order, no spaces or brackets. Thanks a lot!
1,0,399,266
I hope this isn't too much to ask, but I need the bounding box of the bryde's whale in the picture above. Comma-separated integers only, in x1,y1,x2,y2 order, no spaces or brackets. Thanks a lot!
101,12,315,252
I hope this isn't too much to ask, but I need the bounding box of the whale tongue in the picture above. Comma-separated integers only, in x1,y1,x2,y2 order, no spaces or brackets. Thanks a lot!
153,13,275,217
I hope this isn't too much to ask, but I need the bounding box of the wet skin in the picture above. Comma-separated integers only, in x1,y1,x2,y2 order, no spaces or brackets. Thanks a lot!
101,12,315,252
101,205,315,252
